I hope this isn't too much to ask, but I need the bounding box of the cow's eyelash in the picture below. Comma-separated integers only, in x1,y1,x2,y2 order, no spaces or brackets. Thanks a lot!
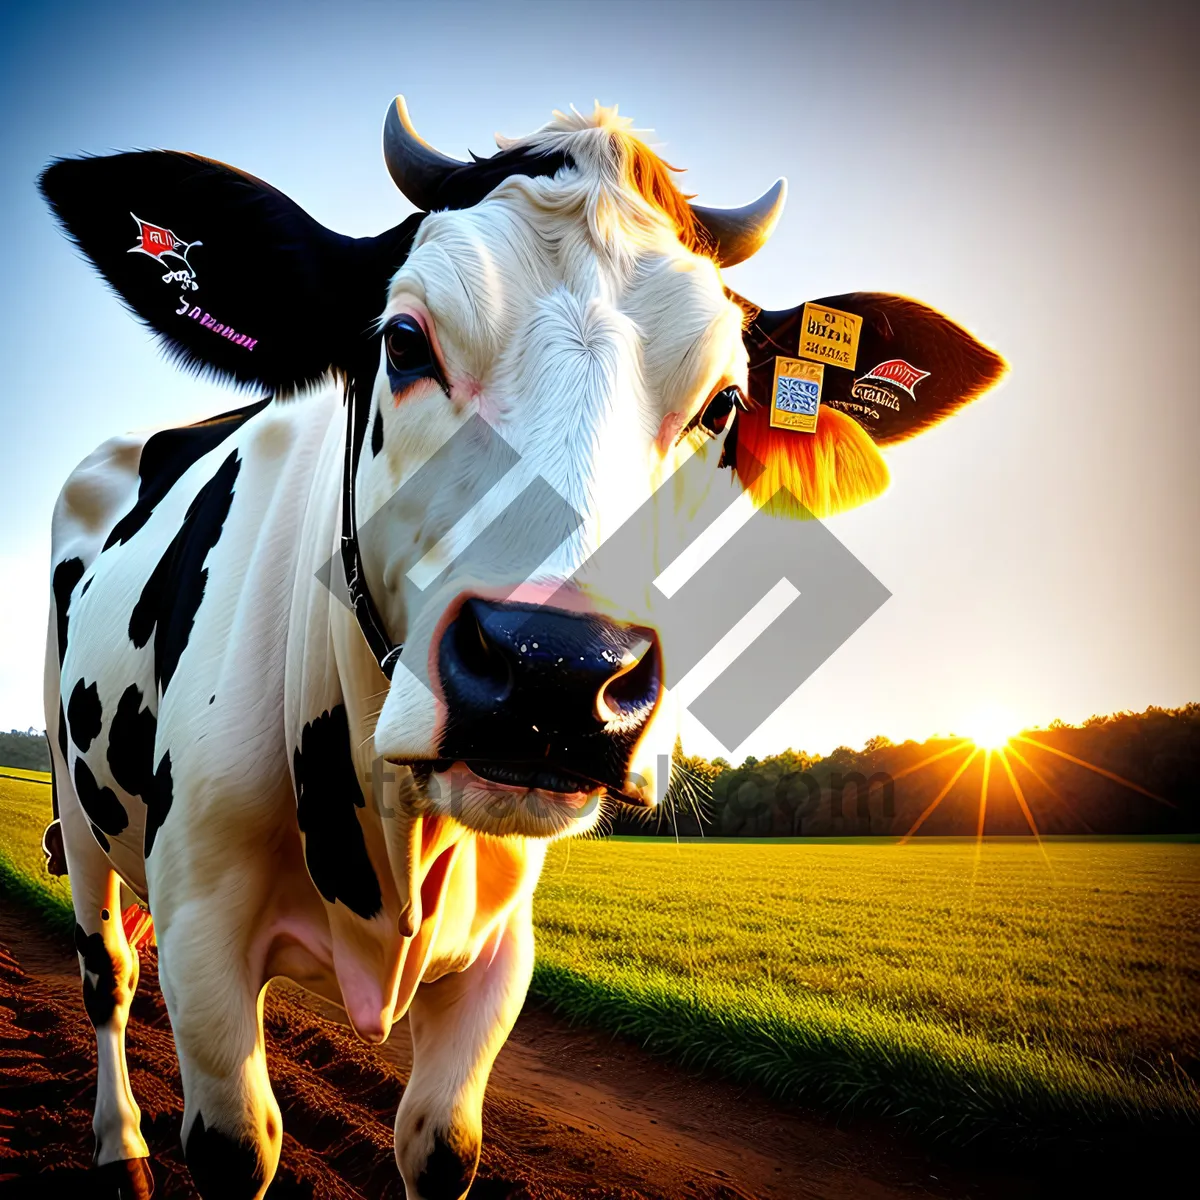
676,385,747,444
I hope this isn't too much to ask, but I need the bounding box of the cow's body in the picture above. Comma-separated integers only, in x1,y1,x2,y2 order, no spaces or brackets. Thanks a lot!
38,99,1003,1199
49,387,541,1197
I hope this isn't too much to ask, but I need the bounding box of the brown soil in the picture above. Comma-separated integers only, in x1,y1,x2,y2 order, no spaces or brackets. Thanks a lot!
0,900,1036,1199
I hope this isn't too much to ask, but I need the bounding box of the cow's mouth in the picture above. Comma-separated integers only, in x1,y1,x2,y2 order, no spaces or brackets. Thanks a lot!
453,759,597,795
417,758,647,805
389,757,650,838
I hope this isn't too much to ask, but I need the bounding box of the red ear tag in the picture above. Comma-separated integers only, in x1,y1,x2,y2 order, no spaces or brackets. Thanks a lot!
852,358,931,407
769,357,824,433
127,212,202,295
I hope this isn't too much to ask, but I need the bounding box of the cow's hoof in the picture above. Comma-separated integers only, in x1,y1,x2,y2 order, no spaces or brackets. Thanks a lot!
96,1157,155,1199
416,1131,479,1200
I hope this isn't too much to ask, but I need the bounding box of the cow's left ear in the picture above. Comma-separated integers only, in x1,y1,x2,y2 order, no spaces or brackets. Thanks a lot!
40,150,422,394
729,291,1006,517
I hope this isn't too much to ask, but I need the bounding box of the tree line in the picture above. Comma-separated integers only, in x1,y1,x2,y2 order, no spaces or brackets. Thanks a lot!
0,729,51,773
6,703,1197,836
614,704,1200,837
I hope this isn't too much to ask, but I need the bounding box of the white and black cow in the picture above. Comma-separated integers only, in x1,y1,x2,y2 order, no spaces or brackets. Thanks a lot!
39,99,1004,1199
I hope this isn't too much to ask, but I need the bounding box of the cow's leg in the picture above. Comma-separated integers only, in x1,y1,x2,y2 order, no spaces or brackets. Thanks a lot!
395,900,535,1200
155,900,282,1200
59,784,154,1199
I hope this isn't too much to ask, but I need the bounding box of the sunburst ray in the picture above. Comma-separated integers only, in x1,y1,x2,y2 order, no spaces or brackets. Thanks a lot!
971,749,993,885
1005,743,1094,832
898,745,979,844
1015,735,1172,806
890,739,974,782
995,748,1054,873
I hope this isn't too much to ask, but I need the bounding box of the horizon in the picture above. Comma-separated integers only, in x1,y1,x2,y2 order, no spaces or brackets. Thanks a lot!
1,0,1196,760
6,698,1195,769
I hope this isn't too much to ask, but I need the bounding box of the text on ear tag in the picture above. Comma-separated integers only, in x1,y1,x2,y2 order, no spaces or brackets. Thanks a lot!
770,357,824,432
798,302,862,371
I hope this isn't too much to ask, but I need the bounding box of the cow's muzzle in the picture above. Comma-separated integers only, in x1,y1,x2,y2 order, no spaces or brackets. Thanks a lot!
435,598,662,803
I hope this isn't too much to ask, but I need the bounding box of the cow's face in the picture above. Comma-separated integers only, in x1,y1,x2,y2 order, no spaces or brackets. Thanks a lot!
361,123,752,837
41,101,1005,843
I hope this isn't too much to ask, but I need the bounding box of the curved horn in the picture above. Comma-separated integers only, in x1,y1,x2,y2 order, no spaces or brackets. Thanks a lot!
690,178,787,268
383,95,469,212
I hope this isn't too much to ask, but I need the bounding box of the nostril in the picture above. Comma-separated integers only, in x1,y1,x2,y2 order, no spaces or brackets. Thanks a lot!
450,601,512,695
598,634,662,721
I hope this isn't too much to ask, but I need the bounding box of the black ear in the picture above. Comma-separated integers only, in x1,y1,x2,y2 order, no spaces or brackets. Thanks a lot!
741,292,1006,445
39,151,422,394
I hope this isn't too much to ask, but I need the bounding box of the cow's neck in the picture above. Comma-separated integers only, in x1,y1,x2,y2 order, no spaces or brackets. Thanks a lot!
285,392,486,1038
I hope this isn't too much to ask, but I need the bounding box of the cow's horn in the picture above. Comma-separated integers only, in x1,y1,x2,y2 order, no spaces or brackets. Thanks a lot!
383,95,468,212
690,178,787,268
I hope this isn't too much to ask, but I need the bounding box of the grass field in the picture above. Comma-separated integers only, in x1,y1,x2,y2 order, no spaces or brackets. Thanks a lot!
0,768,74,935
3,769,1197,1152
533,837,1200,1147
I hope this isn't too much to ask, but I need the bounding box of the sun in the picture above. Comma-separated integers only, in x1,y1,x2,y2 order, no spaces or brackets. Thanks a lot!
962,705,1019,751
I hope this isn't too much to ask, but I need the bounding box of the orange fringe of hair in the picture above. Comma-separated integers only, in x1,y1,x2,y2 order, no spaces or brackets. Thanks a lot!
620,138,713,259
734,403,891,519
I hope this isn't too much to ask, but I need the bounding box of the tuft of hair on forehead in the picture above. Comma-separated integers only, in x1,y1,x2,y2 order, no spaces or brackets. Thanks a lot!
498,103,712,261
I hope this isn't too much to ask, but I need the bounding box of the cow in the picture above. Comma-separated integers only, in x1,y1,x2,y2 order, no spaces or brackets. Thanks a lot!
38,97,1004,1199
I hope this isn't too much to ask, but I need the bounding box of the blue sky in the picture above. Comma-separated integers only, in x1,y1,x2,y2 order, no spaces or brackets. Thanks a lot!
1,0,1196,758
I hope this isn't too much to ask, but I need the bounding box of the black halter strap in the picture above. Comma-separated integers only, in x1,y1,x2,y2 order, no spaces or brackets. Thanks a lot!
340,377,404,679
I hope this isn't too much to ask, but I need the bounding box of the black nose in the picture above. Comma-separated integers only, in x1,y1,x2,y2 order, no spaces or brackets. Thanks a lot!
436,598,662,794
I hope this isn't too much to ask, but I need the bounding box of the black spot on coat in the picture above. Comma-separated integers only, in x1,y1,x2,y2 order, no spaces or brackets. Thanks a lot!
73,756,128,841
74,923,118,1027
370,404,384,457
56,700,69,764
107,683,157,801
129,450,240,693
416,1131,479,1200
104,399,269,550
52,557,85,667
292,705,382,920
143,751,174,858
185,1111,266,1200
67,678,102,753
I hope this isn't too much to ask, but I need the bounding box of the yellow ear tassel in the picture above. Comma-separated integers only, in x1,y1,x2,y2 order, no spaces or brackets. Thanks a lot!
735,404,890,519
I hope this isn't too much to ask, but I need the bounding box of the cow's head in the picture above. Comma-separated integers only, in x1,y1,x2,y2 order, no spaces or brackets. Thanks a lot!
41,99,1004,841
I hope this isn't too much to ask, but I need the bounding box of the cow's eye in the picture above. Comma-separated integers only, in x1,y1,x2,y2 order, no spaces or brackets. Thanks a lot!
384,316,441,392
699,386,745,437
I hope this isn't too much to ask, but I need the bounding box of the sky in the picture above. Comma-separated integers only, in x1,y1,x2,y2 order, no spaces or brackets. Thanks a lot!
0,0,1196,760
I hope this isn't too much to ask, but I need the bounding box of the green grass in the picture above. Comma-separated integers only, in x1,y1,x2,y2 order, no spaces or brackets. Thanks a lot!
0,769,74,938
533,837,1200,1149
3,769,1197,1152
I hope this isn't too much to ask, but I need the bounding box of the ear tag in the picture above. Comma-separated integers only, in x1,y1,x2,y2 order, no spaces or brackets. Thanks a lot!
798,302,862,371
769,357,824,432
128,213,201,294
850,359,931,410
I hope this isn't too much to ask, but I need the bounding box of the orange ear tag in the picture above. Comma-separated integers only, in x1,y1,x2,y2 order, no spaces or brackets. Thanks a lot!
769,357,824,433
798,302,863,371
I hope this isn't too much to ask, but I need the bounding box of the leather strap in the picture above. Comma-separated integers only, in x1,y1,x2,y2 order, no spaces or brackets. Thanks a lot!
339,378,404,679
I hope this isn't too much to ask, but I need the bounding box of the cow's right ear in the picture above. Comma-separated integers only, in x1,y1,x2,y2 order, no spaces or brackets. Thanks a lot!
40,151,422,394
726,291,1005,518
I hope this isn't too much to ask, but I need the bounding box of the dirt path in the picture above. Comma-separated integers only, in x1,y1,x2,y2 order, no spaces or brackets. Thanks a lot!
0,902,1028,1199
